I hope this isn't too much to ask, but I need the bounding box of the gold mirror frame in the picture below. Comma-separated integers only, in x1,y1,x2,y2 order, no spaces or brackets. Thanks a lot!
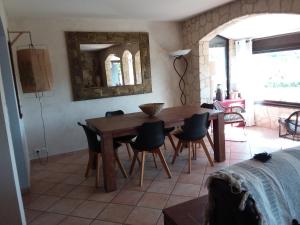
65,32,152,101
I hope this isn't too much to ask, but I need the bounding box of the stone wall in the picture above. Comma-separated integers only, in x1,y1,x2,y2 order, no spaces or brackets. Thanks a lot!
182,0,300,104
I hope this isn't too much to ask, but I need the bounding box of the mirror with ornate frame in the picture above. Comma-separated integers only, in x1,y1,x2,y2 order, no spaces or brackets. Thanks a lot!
65,32,152,101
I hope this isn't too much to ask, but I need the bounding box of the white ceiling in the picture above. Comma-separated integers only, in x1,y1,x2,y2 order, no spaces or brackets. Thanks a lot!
3,0,233,21
220,14,300,40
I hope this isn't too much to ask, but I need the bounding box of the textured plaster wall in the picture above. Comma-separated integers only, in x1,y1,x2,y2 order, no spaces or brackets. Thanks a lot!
182,0,300,104
8,17,183,159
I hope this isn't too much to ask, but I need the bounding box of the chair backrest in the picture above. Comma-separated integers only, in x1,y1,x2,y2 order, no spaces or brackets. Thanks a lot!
201,103,214,128
105,110,125,117
286,111,300,134
208,179,260,225
78,122,100,152
201,103,214,110
213,101,226,111
182,113,209,140
134,121,165,150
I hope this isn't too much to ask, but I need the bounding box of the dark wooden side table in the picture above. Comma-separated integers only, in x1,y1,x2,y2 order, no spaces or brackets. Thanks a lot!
163,195,208,225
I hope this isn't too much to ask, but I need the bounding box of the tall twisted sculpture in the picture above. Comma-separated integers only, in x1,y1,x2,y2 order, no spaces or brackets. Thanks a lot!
170,49,191,105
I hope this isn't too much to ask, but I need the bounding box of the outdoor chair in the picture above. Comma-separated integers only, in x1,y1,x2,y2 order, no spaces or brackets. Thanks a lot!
213,100,246,127
278,111,300,141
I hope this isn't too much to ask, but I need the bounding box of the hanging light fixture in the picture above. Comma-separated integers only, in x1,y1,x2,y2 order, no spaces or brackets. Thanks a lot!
9,31,53,93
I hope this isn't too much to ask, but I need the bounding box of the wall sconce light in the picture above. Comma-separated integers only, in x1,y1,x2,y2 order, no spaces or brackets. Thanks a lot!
169,49,191,105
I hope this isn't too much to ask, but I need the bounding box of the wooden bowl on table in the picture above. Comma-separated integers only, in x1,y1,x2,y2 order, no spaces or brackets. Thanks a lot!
139,103,164,117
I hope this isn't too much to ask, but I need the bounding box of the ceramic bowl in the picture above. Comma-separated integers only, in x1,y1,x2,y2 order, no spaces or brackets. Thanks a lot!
139,103,164,117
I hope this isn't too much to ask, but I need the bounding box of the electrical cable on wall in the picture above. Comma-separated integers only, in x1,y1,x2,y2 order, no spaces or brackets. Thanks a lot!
35,91,49,164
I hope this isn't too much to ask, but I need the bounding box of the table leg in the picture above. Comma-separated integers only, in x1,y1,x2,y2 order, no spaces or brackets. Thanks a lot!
101,132,117,192
213,113,225,162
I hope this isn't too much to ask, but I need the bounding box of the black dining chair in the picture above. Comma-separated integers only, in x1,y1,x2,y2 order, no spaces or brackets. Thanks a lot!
78,122,128,187
200,103,215,151
163,127,177,151
105,110,136,159
129,121,172,187
171,113,214,173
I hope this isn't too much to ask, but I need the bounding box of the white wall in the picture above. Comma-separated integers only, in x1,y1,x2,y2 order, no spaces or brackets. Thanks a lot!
8,17,182,159
0,0,26,223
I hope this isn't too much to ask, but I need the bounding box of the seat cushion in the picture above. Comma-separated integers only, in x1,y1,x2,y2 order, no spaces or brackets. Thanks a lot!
286,120,300,135
224,114,244,124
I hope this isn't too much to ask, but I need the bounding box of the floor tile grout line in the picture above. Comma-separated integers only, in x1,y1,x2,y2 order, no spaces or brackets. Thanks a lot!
27,128,297,225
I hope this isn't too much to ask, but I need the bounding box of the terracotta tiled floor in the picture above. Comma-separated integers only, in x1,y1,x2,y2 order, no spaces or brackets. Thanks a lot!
23,126,299,225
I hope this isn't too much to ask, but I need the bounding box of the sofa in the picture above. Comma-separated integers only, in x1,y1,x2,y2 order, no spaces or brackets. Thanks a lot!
206,147,300,225
163,147,300,225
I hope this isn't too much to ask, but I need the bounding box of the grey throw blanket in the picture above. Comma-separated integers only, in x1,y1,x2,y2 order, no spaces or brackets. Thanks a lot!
206,147,300,225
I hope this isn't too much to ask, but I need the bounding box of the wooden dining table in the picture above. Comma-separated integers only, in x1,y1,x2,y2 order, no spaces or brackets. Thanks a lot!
86,105,225,192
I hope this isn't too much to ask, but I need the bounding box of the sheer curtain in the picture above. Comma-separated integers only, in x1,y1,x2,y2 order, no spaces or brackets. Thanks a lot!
232,39,255,126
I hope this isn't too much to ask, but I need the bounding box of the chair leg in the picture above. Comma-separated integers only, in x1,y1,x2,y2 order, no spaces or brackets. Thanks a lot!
243,122,247,136
192,143,195,160
152,153,158,168
200,139,214,166
172,140,182,164
188,141,192,173
206,132,214,151
140,151,146,187
156,148,172,178
168,134,177,152
85,150,93,178
136,152,141,165
129,152,138,175
95,153,100,187
193,143,197,160
114,151,128,178
180,142,185,153
125,143,132,159
279,124,282,137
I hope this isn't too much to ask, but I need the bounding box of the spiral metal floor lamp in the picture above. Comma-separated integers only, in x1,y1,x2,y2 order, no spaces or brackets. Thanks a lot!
170,49,191,105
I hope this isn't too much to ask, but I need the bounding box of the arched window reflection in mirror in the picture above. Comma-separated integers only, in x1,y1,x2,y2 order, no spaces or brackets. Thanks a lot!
135,51,142,84
105,54,123,87
122,50,135,85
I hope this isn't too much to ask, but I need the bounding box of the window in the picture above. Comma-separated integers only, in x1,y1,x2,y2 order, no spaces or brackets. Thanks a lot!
105,54,123,87
252,49,300,103
135,51,142,84
209,35,229,98
209,47,227,92
122,50,134,85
